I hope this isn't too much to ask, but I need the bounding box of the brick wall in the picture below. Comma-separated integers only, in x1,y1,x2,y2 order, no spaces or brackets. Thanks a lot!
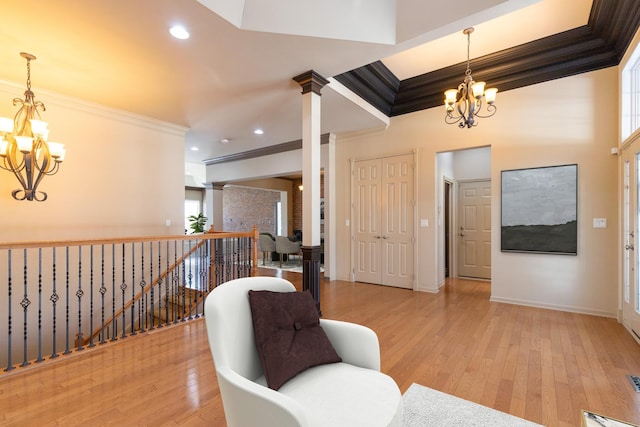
223,175,324,236
293,178,302,232
222,186,280,234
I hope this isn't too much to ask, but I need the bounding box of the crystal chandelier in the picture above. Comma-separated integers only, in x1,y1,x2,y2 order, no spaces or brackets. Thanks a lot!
444,28,498,128
0,52,65,201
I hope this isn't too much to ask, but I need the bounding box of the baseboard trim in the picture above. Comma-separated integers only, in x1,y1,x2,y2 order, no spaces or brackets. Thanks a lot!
489,296,616,318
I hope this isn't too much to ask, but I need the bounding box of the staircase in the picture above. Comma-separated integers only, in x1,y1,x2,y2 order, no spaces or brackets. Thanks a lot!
150,286,206,325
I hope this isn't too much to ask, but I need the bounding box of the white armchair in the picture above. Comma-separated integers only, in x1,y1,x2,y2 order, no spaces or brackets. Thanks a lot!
204,276,403,427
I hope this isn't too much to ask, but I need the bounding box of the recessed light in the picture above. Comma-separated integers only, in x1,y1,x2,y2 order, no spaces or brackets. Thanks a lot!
169,25,190,40
254,129,264,135
190,146,199,151
220,138,230,144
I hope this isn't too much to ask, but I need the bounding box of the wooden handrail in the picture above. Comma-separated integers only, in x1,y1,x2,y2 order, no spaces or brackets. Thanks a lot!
0,229,257,250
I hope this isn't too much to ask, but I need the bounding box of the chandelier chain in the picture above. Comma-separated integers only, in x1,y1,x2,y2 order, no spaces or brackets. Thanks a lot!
26,58,31,91
465,31,472,76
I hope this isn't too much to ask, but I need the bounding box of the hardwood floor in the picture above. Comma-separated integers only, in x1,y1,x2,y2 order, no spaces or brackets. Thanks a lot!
1,271,639,426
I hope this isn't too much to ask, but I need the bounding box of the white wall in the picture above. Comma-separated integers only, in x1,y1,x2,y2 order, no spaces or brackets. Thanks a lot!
335,67,619,316
0,81,187,242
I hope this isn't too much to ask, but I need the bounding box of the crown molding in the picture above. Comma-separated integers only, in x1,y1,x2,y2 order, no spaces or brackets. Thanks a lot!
204,133,330,166
0,80,189,136
334,0,640,117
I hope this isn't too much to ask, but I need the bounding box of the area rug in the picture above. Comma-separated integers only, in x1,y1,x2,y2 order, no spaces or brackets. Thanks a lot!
402,383,543,427
258,262,324,274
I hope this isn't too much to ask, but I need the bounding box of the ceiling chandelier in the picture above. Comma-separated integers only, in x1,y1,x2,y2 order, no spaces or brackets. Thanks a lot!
444,27,498,128
0,52,65,201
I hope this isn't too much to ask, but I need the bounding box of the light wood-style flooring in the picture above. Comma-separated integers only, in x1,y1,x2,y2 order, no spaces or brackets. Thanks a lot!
1,271,639,426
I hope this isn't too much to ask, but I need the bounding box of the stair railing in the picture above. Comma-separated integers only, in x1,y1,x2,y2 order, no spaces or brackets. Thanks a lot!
0,226,258,372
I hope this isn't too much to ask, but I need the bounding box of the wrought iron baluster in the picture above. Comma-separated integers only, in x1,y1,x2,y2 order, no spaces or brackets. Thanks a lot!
149,241,155,331
50,247,59,358
163,240,169,327
130,243,136,336
196,241,204,318
139,243,146,333
180,239,185,322
89,246,95,348
21,248,31,367
248,237,253,276
111,244,117,342
225,239,232,282
173,240,180,324
120,243,127,339
64,247,70,355
5,249,14,371
100,244,107,345
187,239,193,320
76,246,84,351
36,248,43,363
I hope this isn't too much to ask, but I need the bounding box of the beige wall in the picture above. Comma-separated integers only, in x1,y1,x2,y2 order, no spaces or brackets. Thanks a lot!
335,67,619,317
0,82,187,242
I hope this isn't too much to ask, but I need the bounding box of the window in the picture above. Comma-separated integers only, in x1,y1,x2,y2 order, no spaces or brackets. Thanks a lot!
275,201,283,236
622,38,640,141
184,199,201,233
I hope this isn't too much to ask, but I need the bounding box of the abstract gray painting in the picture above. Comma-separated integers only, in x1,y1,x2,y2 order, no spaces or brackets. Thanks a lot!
501,164,577,254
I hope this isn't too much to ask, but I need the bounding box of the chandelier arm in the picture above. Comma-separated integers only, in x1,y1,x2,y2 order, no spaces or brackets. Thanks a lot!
3,144,28,187
11,189,28,201
28,152,51,195
445,112,464,125
33,139,54,175
474,103,497,119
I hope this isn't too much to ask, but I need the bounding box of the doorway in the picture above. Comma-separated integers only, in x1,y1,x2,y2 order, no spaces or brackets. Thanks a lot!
437,146,491,282
352,153,415,289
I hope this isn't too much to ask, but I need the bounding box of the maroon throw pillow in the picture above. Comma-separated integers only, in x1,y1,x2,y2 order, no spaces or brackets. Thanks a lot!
248,290,342,390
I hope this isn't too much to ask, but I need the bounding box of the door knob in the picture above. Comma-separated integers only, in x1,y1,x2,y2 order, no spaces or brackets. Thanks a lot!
382,235,389,239
625,244,634,250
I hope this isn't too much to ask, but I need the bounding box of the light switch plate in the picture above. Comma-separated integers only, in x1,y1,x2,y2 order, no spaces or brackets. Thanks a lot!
593,218,606,228
420,219,429,227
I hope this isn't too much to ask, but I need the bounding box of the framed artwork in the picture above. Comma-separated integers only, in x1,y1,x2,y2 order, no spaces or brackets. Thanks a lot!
581,410,639,426
501,164,577,255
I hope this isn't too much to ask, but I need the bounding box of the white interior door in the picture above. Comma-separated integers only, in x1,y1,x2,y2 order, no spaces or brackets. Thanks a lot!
354,154,414,289
458,180,492,279
354,158,381,284
621,143,640,339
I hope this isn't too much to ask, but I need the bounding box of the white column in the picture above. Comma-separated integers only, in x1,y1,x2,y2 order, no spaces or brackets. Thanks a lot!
293,70,329,312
